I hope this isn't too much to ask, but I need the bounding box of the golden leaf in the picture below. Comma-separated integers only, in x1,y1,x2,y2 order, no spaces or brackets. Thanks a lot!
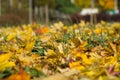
0,53,15,71
6,33,16,41
109,42,117,53
25,41,35,52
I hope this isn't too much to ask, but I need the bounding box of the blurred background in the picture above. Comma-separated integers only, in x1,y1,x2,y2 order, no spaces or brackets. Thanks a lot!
0,0,120,26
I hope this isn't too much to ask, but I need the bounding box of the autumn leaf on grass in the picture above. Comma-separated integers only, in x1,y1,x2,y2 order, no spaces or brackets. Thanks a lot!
6,33,16,41
116,45,120,53
85,28,92,35
74,53,93,65
101,20,106,25
101,56,117,65
0,53,15,72
81,54,93,65
45,49,55,55
69,61,85,70
79,20,85,27
18,54,34,66
109,42,117,53
25,41,35,52
73,24,78,29
40,35,51,43
57,43,64,54
77,38,88,51
7,70,30,80
94,28,102,35
80,41,87,47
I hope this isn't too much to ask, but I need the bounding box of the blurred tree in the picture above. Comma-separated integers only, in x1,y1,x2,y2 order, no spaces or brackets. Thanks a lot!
98,0,115,10
74,0,91,8
34,0,56,8
10,0,28,9
55,0,80,14
33,0,56,24
118,0,120,9
12,0,18,8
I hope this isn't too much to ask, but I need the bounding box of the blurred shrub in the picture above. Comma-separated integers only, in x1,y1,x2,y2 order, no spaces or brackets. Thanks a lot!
0,9,29,26
70,11,120,23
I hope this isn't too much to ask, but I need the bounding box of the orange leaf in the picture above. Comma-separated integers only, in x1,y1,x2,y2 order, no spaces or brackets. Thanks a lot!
8,71,30,80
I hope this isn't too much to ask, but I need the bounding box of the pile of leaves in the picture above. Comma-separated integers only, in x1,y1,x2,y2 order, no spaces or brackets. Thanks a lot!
0,21,120,80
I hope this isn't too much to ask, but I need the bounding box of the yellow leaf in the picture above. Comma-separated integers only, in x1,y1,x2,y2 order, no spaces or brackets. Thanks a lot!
62,26,68,31
45,49,55,55
25,41,35,51
81,53,93,65
69,61,85,70
109,42,117,53
75,66,85,70
86,71,95,77
101,20,106,25
85,28,92,35
6,33,16,41
57,43,64,54
116,45,120,53
98,76,104,80
94,28,101,34
40,35,51,42
0,53,15,71
101,56,117,65
0,53,12,62
0,62,15,71
79,41,88,48
73,53,93,65
69,61,80,68
79,20,85,27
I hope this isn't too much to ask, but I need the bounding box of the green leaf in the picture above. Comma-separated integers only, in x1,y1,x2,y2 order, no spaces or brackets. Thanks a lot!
37,48,45,56
25,66,45,77
63,33,70,43
32,48,45,56
30,68,44,77
0,67,12,78
24,66,30,72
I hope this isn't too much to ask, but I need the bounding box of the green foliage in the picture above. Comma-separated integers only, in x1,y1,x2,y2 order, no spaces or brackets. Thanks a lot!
25,66,45,77
32,48,45,56
34,0,56,8
118,0,120,9
0,67,12,78
55,0,80,14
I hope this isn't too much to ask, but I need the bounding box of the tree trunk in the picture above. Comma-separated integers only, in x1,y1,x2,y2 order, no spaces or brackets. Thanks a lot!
18,1,22,9
9,0,13,8
29,0,32,24
39,7,44,23
0,0,1,16
45,4,49,25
